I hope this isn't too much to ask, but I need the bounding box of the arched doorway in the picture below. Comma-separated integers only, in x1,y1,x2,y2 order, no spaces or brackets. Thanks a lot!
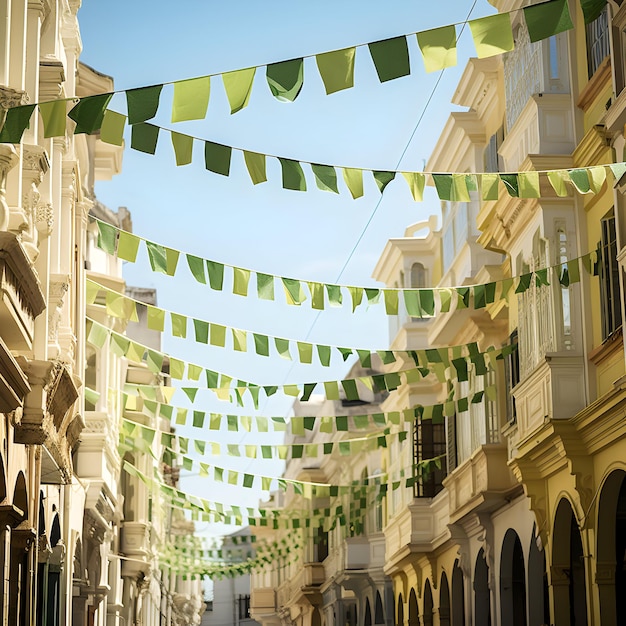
451,560,465,626
312,608,322,626
374,591,384,625
528,528,549,626
552,498,587,626
440,571,451,626
500,529,527,626
364,599,372,626
596,470,626,625
408,589,418,626
9,472,30,626
423,580,434,626
397,594,404,626
474,548,491,626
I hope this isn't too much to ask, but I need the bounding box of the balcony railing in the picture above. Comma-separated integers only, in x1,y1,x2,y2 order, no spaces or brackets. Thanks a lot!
586,7,610,78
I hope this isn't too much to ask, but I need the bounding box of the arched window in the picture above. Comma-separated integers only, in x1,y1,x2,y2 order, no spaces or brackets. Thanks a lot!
410,263,426,289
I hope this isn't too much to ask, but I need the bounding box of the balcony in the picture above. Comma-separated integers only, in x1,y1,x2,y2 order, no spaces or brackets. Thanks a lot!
443,443,518,524
511,354,586,443
121,521,152,578
0,232,46,351
276,563,325,608
251,588,277,617
384,494,450,575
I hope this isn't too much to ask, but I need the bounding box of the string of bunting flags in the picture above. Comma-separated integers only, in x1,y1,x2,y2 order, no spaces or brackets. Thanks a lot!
92,216,610,316
113,380,498,434
88,277,517,368
0,0,604,146
86,316,511,405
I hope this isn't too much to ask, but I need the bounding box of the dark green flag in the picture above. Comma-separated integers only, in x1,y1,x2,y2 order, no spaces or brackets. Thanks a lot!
126,85,163,124
204,141,232,176
368,36,411,82
266,58,304,102
131,123,159,154
523,0,573,43
279,158,306,191
0,104,36,143
68,94,112,134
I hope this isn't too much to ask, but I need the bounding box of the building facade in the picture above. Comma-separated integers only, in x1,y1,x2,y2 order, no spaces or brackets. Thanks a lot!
250,2,626,626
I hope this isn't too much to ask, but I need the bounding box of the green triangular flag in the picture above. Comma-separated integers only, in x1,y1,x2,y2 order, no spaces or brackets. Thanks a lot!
171,132,193,166
172,76,210,122
417,25,457,73
523,0,573,43
39,100,68,138
126,85,163,124
315,47,355,94
609,162,626,182
266,58,304,102
131,123,159,155
243,151,267,184
205,141,231,176
368,37,411,82
0,104,36,143
373,171,396,193
68,94,112,134
222,67,256,114
469,13,514,58
343,168,364,199
311,164,339,193
279,158,306,191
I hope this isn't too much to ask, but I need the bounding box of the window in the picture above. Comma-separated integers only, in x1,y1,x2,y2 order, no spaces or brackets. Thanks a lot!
484,127,504,173
410,263,426,288
599,213,621,340
238,596,251,622
586,6,610,78
315,525,328,562
413,418,446,498
503,331,520,424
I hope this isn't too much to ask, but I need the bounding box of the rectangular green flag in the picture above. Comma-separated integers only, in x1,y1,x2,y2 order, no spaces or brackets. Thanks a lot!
172,76,210,122
417,25,457,73
243,150,267,184
68,94,112,134
523,0,573,43
343,167,364,199
469,13,514,58
368,36,411,82
311,164,339,193
206,260,224,290
126,85,163,124
315,47,356,94
402,172,425,201
204,141,232,176
266,58,304,102
222,67,256,114
131,123,159,155
279,158,306,191
100,110,126,146
0,104,36,143
39,100,67,138
171,131,193,166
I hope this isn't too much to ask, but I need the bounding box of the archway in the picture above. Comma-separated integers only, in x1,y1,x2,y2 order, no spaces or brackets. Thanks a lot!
596,470,626,625
364,599,372,626
500,529,527,626
528,528,549,626
422,580,434,626
374,591,384,625
451,560,465,626
396,594,404,626
312,608,322,626
439,571,451,626
13,471,28,520
552,498,587,626
474,549,491,626
408,589,418,626
0,453,6,502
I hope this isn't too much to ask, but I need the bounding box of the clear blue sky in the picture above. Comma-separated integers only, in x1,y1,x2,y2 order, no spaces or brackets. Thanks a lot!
78,0,494,522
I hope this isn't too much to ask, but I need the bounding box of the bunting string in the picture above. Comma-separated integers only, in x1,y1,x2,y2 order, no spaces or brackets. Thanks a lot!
0,0,600,146
92,216,609,315
88,277,516,369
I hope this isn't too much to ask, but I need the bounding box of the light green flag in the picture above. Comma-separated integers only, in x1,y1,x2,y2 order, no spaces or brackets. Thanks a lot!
243,151,267,184
100,110,126,146
518,171,540,198
39,100,68,138
117,231,140,262
171,132,194,166
222,67,256,114
469,13,514,59
547,170,569,197
416,26,457,73
343,168,364,199
402,172,425,201
266,58,304,102
315,47,356,94
172,76,210,122
481,173,500,200
233,268,251,296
